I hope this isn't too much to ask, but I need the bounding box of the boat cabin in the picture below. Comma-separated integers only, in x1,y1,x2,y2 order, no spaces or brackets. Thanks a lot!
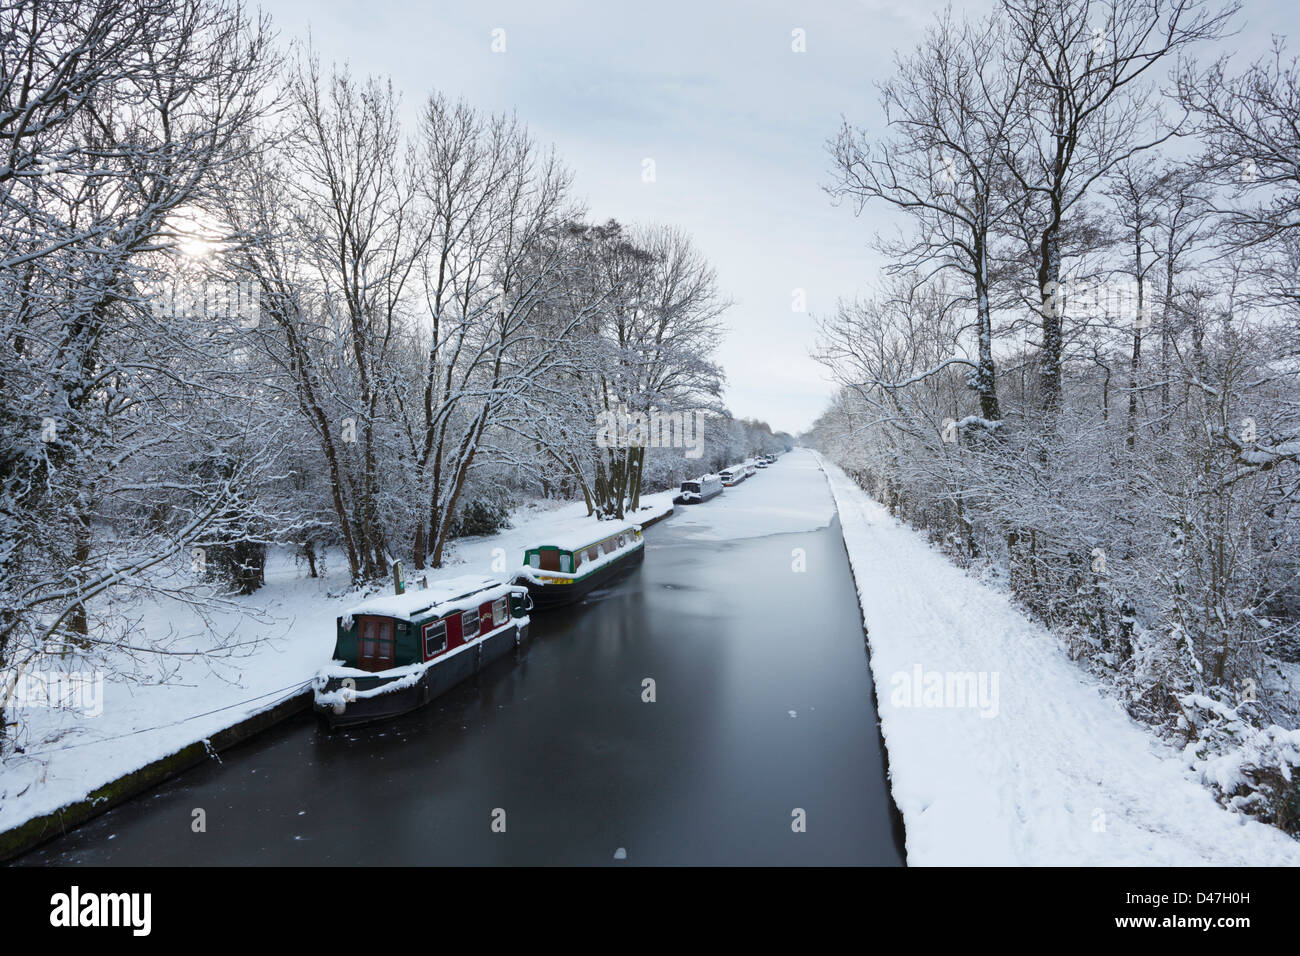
676,473,722,503
333,576,526,672
314,575,531,729
522,524,641,578
516,522,647,609
720,463,747,486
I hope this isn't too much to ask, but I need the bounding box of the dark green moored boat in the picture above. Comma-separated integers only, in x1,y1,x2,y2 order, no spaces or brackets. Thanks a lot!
313,575,530,729
513,522,645,610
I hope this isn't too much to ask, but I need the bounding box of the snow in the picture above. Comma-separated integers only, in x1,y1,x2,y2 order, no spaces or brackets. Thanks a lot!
0,491,673,842
816,450,1300,865
520,520,644,554
343,575,516,620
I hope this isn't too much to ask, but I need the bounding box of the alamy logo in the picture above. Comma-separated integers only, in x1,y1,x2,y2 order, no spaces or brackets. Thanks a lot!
889,665,1000,718
2,669,104,717
50,886,151,936
595,405,705,459
148,279,260,327
1036,278,1149,328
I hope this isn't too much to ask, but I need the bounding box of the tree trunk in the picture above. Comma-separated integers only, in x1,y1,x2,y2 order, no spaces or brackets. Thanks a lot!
974,245,1001,421
1037,219,1064,412
1126,235,1144,449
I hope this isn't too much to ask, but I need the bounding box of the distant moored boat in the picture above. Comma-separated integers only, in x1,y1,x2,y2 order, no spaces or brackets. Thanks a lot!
674,473,723,504
719,464,747,486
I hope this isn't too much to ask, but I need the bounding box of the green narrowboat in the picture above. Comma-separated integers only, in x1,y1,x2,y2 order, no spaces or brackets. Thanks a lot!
513,522,645,610
313,575,530,729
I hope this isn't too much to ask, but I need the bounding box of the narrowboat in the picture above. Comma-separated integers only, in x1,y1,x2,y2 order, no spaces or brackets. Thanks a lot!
312,575,531,729
743,460,757,478
513,522,645,610
674,473,723,504
719,464,747,487
754,457,768,469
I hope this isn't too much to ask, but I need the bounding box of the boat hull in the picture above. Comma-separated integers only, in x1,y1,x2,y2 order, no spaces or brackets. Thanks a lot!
315,621,529,730
676,486,722,504
518,544,645,610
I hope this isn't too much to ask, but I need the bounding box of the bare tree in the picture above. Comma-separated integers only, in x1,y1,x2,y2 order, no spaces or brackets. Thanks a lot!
406,98,589,567
579,223,727,518
828,8,1027,424
1001,0,1236,411
1179,39,1300,305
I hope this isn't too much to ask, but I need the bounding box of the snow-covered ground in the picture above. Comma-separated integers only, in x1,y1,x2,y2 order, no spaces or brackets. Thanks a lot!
817,451,1300,865
0,491,673,839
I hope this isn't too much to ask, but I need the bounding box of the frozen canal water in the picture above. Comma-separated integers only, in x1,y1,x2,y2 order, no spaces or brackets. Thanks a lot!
19,451,904,865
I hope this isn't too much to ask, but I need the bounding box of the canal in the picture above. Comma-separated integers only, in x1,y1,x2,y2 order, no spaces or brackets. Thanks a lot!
19,453,904,865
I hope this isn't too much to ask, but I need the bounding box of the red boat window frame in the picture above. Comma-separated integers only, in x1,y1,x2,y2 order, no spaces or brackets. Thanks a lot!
357,616,395,670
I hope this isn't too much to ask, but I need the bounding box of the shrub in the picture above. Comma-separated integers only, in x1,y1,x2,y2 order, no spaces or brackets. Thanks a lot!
446,493,513,539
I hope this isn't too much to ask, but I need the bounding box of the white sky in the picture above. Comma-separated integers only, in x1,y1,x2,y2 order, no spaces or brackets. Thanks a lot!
260,0,1292,434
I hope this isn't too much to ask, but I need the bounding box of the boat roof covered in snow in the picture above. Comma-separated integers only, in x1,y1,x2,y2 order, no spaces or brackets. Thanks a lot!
529,521,642,554
342,575,511,621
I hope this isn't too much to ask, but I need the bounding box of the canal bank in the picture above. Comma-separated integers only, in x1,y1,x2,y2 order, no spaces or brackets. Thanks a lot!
817,451,1300,866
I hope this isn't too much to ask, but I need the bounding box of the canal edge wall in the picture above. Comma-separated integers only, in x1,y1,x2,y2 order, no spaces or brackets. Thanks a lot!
809,451,910,864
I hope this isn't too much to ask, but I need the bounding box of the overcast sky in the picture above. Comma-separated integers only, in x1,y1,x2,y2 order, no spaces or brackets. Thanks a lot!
261,0,1292,435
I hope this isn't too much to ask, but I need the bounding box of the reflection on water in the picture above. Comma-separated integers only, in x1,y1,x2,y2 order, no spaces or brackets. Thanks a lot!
19,514,904,866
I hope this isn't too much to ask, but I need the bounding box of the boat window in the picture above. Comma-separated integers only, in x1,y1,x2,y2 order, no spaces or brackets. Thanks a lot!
492,598,508,626
528,553,539,568
616,534,625,547
423,619,447,658
538,549,561,572
588,545,599,561
560,553,572,572
462,608,480,639
358,616,395,670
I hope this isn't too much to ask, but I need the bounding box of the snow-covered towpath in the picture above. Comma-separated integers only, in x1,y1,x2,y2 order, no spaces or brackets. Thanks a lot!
818,452,1300,865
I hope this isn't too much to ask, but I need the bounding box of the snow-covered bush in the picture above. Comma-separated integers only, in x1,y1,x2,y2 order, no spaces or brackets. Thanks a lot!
446,493,514,540
1181,694,1300,835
